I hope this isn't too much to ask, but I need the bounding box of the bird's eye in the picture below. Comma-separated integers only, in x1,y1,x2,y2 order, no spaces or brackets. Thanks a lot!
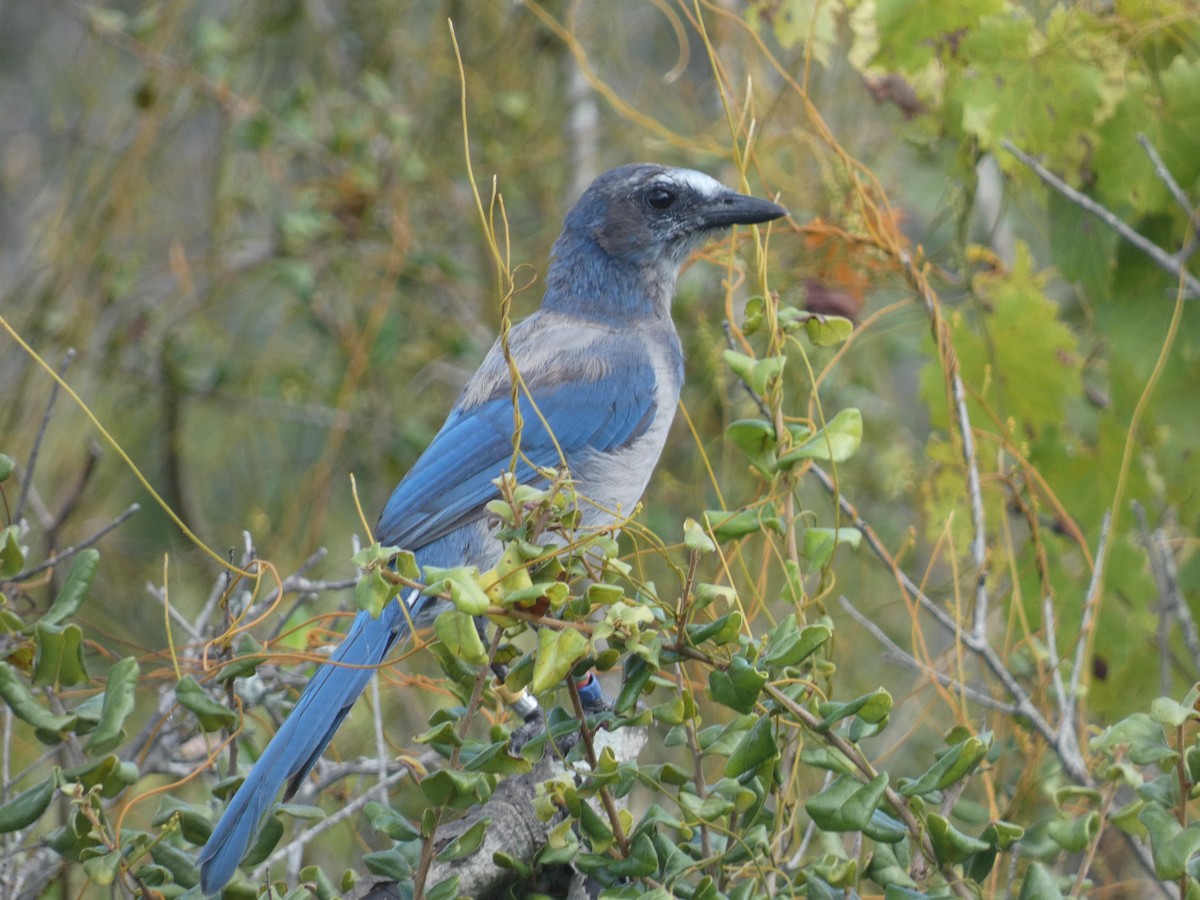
646,187,676,210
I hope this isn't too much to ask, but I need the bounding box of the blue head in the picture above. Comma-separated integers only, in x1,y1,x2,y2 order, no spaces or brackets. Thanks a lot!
543,164,786,321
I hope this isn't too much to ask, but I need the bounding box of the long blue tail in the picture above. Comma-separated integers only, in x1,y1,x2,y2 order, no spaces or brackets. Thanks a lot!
197,593,417,894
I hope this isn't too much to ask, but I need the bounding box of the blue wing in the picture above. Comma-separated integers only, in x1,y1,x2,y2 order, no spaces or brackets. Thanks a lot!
376,350,658,550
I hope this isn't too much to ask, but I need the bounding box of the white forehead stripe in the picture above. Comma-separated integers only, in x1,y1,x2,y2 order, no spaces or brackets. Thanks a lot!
663,168,725,199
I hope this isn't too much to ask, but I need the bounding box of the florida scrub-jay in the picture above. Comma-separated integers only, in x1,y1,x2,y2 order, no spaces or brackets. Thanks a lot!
198,163,785,893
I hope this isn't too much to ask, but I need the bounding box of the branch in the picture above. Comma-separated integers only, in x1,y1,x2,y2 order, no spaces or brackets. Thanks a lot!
1002,140,1200,299
1136,134,1200,243
2,503,140,584
14,349,75,525
837,596,1020,715
899,250,991,639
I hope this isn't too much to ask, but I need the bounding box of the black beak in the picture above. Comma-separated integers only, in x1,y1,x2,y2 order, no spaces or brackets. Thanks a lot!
702,190,788,228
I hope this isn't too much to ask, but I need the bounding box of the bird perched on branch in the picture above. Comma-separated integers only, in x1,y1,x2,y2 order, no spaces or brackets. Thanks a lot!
198,163,785,894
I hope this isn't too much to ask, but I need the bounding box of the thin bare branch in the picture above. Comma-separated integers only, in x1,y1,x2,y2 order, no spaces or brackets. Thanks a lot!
808,463,1071,777
1134,501,1200,674
15,349,75,525
1063,510,1112,763
3,503,140,584
900,249,991,639
1002,140,1200,299
251,766,412,883
837,596,1020,715
1136,134,1200,235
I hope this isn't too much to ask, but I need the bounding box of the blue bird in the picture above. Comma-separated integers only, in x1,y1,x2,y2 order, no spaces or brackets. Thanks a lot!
197,163,785,893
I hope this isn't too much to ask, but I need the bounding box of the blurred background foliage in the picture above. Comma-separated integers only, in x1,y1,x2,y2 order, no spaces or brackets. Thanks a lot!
2,0,1199,896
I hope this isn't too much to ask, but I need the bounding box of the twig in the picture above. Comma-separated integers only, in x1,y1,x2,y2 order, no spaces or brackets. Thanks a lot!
15,349,75,525
146,581,205,644
1136,134,1200,239
1063,510,1112,759
764,683,974,899
836,596,1020,715
1040,592,1071,731
251,765,412,883
1134,502,1199,674
2,503,140,584
1002,140,1200,299
47,439,100,539
900,249,991,640
807,464,1071,777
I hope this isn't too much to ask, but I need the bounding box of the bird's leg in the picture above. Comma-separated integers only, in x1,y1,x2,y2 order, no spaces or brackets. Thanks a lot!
573,671,610,712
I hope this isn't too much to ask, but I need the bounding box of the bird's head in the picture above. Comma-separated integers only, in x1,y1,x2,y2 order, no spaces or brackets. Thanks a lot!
546,164,786,319
562,163,786,269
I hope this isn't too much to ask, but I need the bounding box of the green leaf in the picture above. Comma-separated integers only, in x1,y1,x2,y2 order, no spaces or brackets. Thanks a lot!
42,549,99,627
1018,862,1065,900
764,618,832,669
722,350,786,395
742,295,765,334
149,839,200,888
1150,696,1198,728
0,662,76,735
531,626,590,694
703,506,781,542
803,527,862,568
777,408,863,467
872,0,1005,71
435,817,490,862
866,843,917,890
806,772,889,831
426,875,462,900
82,849,123,886
725,715,778,777
683,517,716,553
724,420,777,475
687,611,743,647
434,609,487,665
586,583,625,606
299,865,339,900
151,797,214,845
175,675,237,732
0,771,59,832
805,315,854,346
0,453,13,482
615,655,653,716
0,525,24,579
899,733,992,797
956,10,1109,171
818,688,893,729
365,801,421,841
708,657,767,714
419,769,493,811
430,567,492,616
32,622,88,688
461,739,532,775
363,848,412,881
414,719,463,749
1092,713,1177,767
863,808,907,843
1140,804,1200,880
927,813,990,864
354,567,395,619
63,754,138,798
1046,812,1100,853
981,820,1025,850
215,651,266,683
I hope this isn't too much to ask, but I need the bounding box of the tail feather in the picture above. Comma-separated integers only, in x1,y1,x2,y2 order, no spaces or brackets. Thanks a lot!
198,594,416,894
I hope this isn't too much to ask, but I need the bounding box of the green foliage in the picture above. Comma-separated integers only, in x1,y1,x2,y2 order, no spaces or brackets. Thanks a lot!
2,0,1198,896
